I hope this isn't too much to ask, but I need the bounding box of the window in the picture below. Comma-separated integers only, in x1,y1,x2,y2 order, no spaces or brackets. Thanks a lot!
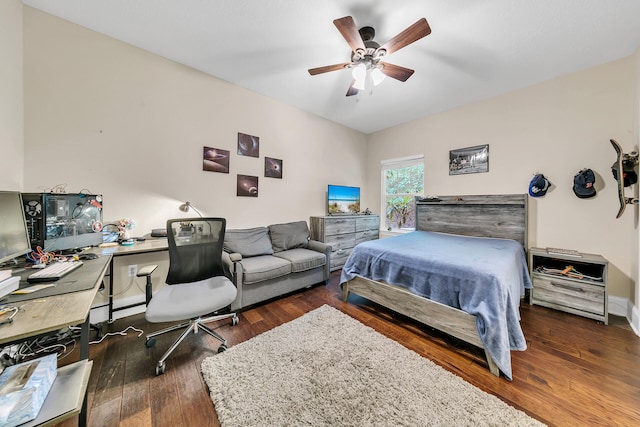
381,155,424,231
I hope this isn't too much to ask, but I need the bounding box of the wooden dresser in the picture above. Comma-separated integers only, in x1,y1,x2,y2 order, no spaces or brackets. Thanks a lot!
310,215,379,271
529,247,608,324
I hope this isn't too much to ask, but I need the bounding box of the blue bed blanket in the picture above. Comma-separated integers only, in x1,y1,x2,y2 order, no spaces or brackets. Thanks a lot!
340,231,532,380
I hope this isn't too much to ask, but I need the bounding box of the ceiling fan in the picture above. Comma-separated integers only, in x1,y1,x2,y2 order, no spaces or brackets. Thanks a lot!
308,16,431,96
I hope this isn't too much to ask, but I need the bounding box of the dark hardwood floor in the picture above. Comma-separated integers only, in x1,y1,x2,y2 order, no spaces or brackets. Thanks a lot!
57,271,640,427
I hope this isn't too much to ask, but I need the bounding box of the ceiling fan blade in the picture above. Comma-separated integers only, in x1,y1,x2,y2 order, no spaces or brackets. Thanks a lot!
378,18,431,56
346,80,359,97
380,62,415,82
334,16,366,53
308,62,353,75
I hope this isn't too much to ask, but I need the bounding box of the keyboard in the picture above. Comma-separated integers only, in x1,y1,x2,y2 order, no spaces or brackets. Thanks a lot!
27,260,83,283
545,247,582,258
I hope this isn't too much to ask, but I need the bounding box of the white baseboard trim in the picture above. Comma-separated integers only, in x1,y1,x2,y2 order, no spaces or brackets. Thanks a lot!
608,295,640,336
89,294,146,324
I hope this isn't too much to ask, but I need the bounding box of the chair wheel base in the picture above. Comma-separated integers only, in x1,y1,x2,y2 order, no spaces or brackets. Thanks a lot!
155,363,166,375
145,338,156,348
217,344,227,353
231,315,239,326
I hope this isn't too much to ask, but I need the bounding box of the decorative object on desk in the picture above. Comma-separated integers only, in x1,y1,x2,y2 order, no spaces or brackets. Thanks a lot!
101,223,120,243
449,144,489,175
264,157,283,179
237,174,259,197
203,146,230,173
237,132,259,157
118,218,135,240
178,201,202,217
0,353,57,427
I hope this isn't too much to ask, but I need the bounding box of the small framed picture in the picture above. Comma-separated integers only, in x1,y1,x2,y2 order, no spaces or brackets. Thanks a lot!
449,144,489,175
237,174,258,197
264,157,283,179
202,146,230,173
237,132,259,157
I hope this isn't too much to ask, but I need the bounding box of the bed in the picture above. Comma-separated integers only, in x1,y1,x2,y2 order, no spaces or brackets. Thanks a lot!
340,194,530,380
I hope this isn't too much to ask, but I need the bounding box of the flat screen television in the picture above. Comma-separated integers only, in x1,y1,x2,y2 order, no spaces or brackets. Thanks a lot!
327,184,360,215
0,191,32,265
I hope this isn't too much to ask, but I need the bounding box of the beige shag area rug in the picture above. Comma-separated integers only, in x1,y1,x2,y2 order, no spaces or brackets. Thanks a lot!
201,305,544,427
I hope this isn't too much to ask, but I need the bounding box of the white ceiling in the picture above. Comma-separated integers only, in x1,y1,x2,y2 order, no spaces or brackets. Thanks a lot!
21,0,640,134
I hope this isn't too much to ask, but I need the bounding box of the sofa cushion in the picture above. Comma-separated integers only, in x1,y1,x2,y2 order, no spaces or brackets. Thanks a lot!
224,226,273,257
239,255,291,285
273,248,326,273
268,221,309,253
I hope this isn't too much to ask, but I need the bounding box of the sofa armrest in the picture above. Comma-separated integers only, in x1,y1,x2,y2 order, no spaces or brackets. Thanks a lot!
307,240,331,283
307,240,331,254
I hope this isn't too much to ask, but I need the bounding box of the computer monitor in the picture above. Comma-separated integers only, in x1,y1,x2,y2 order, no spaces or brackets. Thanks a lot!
0,191,32,265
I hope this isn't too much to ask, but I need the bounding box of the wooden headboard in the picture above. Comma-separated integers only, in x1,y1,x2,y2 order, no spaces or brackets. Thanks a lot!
415,194,528,248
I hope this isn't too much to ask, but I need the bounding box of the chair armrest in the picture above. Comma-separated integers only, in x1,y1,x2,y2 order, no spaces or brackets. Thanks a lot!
222,251,245,279
136,264,158,305
222,251,244,311
137,264,158,277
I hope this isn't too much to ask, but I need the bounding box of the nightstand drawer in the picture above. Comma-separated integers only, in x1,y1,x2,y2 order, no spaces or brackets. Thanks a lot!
531,276,605,316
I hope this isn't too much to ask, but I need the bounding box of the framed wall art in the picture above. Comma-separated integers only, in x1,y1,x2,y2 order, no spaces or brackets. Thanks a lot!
449,144,489,175
264,157,283,179
237,132,259,157
237,174,258,197
202,146,230,173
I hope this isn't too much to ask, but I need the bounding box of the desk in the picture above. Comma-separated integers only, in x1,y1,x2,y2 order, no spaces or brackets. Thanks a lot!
93,239,168,322
0,254,110,427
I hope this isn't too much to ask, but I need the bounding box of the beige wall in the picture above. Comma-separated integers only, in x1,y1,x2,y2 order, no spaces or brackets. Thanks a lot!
21,7,367,316
366,57,637,306
22,7,367,234
0,0,24,191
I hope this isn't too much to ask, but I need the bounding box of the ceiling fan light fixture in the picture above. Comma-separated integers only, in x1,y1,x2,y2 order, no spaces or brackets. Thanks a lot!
352,63,367,90
352,62,366,80
371,67,386,86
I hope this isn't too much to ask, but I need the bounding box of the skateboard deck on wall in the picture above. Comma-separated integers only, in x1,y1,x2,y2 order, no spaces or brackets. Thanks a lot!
610,139,639,218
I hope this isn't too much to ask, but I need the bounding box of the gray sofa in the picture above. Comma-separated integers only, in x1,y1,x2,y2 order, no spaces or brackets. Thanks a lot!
221,221,331,311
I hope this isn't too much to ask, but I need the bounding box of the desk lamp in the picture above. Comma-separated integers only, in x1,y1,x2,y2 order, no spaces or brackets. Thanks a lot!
178,201,202,217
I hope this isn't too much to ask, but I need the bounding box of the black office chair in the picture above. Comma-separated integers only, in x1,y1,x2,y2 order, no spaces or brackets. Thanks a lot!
140,217,238,375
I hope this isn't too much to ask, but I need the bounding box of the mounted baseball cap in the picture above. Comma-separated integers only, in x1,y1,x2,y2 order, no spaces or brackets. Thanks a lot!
528,173,551,197
573,168,596,198
611,159,638,187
